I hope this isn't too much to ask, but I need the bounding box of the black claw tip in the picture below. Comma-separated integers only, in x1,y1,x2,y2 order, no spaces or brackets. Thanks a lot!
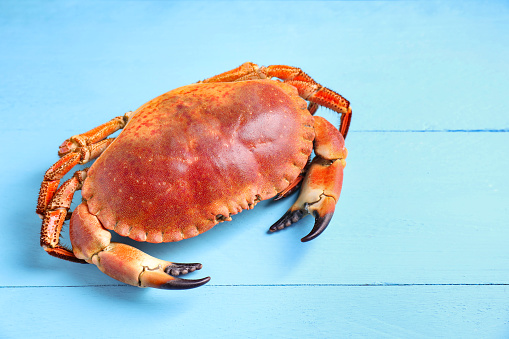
301,213,333,242
268,210,306,233
160,276,211,290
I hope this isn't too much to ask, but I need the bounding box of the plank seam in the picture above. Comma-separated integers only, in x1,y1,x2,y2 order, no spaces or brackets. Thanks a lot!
2,283,509,289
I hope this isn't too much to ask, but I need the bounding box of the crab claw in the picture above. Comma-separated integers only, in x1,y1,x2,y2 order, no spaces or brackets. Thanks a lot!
269,116,346,242
91,243,210,289
70,204,210,289
268,194,337,242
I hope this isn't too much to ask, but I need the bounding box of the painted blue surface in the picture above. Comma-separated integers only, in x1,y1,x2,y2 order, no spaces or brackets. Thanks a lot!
1,1,508,338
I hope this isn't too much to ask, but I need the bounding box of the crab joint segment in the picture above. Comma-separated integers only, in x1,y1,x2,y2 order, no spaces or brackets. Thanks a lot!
58,112,132,157
71,203,210,289
269,116,346,242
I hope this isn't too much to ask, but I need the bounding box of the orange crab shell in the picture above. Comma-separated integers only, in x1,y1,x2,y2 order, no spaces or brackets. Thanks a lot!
82,80,315,244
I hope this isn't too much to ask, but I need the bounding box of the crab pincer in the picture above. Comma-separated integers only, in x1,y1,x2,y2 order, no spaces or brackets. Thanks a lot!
92,243,210,289
69,204,210,289
269,116,347,242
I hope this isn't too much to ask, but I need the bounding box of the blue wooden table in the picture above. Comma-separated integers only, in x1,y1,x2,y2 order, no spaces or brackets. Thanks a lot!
1,1,508,338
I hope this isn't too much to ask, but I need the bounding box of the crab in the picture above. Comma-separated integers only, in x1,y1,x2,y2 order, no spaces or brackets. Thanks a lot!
37,62,352,289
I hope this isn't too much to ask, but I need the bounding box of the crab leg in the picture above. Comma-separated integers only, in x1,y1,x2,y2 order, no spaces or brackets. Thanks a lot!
200,62,352,138
263,64,352,138
70,203,210,289
37,139,114,216
37,112,133,217
39,112,136,262
40,169,88,263
199,61,266,83
269,116,347,242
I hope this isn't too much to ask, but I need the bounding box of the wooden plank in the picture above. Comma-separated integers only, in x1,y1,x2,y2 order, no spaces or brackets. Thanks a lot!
1,131,507,287
1,1,509,338
1,285,508,338
1,1,508,132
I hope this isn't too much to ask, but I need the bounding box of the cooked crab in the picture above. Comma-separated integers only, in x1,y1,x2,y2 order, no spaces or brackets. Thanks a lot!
37,62,352,289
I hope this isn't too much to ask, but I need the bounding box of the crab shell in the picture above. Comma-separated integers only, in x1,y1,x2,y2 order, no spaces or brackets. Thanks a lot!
82,80,315,244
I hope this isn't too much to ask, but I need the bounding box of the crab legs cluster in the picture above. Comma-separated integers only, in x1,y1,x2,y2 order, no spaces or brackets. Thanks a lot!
37,62,351,289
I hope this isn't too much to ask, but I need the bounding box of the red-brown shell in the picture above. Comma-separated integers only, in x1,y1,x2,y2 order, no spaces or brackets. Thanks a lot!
82,80,315,243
